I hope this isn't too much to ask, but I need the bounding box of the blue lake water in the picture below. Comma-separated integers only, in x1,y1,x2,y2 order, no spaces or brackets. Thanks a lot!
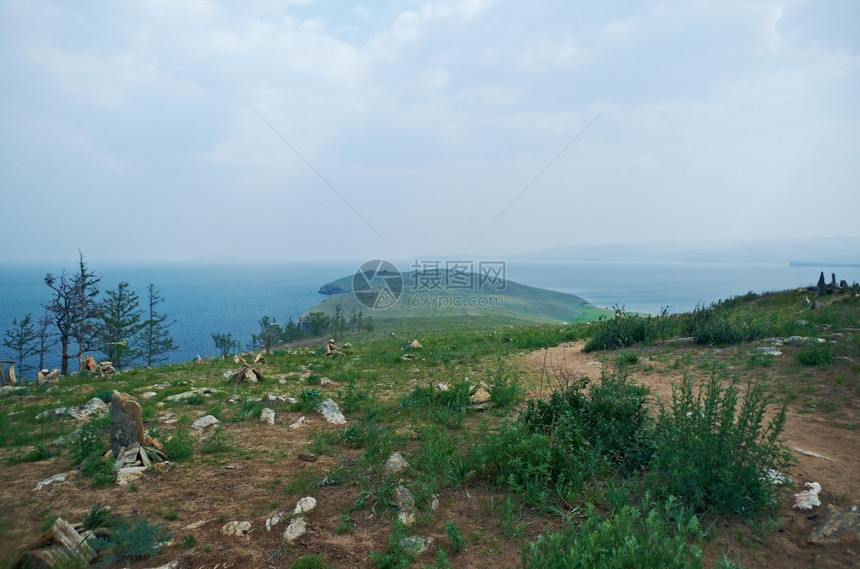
1,259,857,373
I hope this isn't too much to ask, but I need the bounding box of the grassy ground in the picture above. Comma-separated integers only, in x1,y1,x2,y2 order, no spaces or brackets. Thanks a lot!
0,287,857,569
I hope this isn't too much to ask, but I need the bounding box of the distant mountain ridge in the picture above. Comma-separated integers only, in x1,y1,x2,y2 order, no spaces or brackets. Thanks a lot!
513,237,860,265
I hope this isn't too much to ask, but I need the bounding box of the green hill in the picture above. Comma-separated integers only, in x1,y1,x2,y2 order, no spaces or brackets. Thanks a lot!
307,270,610,325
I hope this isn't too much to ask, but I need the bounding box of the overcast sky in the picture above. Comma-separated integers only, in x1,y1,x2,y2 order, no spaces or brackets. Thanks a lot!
1,0,857,264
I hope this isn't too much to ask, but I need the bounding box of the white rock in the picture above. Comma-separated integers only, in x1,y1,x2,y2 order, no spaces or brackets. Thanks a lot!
192,415,219,430
260,408,275,425
288,416,306,429
763,469,789,485
68,398,109,420
221,521,252,537
793,482,822,510
140,392,158,399
266,511,285,531
34,472,68,491
401,536,434,555
318,398,346,424
283,517,307,543
116,467,147,486
383,452,410,476
293,496,317,515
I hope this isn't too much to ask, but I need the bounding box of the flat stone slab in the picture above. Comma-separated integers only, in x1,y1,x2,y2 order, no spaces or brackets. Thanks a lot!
809,506,860,545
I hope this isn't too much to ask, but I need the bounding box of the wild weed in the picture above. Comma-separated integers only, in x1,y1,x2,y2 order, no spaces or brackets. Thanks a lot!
650,371,793,514
370,521,414,569
521,496,703,569
795,341,834,366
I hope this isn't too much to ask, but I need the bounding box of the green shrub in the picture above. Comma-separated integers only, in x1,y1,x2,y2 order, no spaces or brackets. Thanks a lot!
94,514,173,565
164,426,195,461
445,521,466,553
401,381,471,427
521,497,703,569
650,372,793,514
795,341,834,366
473,366,654,506
201,425,229,454
74,420,117,486
488,358,523,409
92,390,114,403
584,306,659,352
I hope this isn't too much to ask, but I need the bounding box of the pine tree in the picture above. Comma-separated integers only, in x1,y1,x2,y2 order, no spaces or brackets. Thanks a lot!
100,282,143,370
44,253,102,375
140,284,177,367
2,314,38,379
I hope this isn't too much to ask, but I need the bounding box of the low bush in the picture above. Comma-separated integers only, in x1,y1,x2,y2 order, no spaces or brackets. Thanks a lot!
795,341,834,366
649,372,792,514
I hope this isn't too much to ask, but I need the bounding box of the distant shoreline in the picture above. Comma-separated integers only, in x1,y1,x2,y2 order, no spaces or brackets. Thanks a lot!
789,262,860,268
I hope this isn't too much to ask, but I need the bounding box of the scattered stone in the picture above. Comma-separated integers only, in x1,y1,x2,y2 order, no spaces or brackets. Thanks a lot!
324,339,343,357
266,512,285,531
318,398,347,424
183,519,214,530
793,482,822,510
784,336,825,345
34,471,73,491
792,447,831,461
0,385,25,395
290,417,307,429
320,376,339,387
116,466,147,486
94,361,116,378
435,383,449,392
37,369,60,384
266,394,289,403
36,407,69,421
469,386,491,405
764,337,785,345
165,387,223,402
431,494,440,511
763,469,789,485
383,452,410,477
665,336,695,345
750,347,782,356
83,355,97,372
392,485,416,525
808,506,860,545
260,408,275,425
294,497,317,515
110,392,145,454
410,340,423,349
231,363,262,383
192,415,219,430
283,517,307,543
140,391,158,400
221,521,252,537
298,453,317,462
68,398,110,421
400,536,434,556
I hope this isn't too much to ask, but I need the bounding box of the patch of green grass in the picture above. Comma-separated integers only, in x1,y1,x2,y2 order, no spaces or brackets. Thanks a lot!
521,496,703,569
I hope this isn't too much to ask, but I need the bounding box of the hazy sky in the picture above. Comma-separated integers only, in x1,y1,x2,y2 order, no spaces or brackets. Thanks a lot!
1,0,858,264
